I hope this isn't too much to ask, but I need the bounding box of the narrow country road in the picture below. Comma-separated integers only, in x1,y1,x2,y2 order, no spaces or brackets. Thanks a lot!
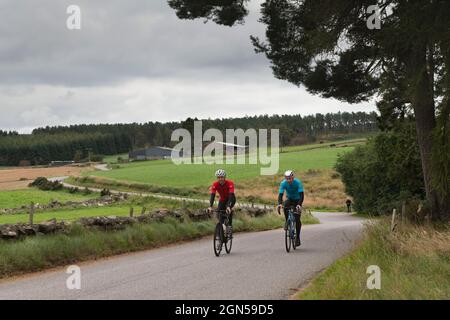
0,212,365,300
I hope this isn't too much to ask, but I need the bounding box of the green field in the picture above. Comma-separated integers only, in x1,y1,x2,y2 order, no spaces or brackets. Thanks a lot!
103,153,129,164
90,147,354,188
0,189,97,209
0,205,142,224
281,138,366,153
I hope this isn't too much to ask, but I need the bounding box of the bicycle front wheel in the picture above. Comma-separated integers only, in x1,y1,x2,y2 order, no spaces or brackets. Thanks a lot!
225,227,232,254
213,223,223,257
285,224,291,252
291,220,297,250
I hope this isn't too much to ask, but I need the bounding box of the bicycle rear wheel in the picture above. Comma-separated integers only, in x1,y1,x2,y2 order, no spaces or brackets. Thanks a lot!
213,223,223,257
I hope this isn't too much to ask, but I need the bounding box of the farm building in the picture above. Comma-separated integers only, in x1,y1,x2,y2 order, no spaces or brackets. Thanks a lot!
128,146,182,161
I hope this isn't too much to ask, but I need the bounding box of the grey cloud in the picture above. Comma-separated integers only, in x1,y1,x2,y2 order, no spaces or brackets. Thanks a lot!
0,0,376,133
0,0,267,86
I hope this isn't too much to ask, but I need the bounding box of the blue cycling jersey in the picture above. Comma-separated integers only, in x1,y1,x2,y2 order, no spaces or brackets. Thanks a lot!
279,178,304,200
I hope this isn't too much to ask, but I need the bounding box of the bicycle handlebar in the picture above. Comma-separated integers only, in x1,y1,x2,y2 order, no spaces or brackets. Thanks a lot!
278,205,301,214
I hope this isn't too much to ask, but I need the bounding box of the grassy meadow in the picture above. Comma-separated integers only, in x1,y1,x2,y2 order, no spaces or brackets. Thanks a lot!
74,143,357,211
0,189,97,209
89,146,354,188
237,169,348,211
281,138,366,153
0,205,140,224
103,153,129,164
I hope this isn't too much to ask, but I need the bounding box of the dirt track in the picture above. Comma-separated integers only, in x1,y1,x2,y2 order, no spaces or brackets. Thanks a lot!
0,166,87,190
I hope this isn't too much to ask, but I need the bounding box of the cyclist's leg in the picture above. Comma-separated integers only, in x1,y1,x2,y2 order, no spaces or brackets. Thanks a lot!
218,200,227,224
223,197,234,226
294,200,302,240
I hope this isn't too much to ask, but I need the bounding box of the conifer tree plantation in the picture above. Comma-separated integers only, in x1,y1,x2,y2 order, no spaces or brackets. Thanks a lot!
0,111,377,166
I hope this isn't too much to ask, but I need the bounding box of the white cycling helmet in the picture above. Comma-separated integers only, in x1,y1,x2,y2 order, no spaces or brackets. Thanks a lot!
215,169,226,177
284,170,294,178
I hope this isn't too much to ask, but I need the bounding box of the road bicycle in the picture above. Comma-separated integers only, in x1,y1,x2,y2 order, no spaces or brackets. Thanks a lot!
213,209,233,257
278,205,300,252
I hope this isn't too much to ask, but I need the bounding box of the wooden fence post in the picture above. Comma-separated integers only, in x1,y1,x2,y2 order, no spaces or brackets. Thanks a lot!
401,202,406,224
141,207,146,216
129,207,134,217
391,208,397,232
29,202,34,225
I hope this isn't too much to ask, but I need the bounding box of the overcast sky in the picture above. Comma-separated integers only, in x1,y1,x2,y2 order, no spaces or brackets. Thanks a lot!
0,0,375,133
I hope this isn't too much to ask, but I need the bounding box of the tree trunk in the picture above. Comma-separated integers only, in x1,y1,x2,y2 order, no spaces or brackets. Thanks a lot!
407,43,444,220
436,43,450,219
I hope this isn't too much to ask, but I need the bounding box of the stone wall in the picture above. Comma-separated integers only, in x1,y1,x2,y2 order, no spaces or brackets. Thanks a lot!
0,206,272,240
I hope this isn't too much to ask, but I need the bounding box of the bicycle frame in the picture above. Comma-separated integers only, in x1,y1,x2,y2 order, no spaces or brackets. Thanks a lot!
286,207,298,239
215,209,231,225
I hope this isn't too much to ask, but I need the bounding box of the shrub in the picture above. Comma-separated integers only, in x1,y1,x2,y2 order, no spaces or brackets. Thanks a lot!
29,177,48,188
335,123,424,215
29,177,63,191
90,154,104,162
68,187,79,194
100,188,111,197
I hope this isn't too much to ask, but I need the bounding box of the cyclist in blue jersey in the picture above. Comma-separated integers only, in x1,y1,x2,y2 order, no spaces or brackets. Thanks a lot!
277,170,304,246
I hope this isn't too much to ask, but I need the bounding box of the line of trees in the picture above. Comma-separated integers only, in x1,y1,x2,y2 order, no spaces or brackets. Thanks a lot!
0,132,131,166
200,111,378,145
34,111,378,145
1,111,378,166
0,130,19,137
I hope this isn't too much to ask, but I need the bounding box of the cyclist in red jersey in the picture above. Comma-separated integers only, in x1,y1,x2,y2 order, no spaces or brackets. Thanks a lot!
208,169,236,230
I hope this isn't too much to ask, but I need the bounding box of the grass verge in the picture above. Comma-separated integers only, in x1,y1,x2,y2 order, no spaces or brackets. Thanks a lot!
296,219,450,299
68,168,350,212
0,212,318,279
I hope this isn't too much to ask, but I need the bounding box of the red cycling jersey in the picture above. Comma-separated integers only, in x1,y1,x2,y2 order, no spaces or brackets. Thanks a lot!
211,180,235,202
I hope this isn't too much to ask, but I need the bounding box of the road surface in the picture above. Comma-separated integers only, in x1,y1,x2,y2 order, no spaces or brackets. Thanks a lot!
0,212,364,300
